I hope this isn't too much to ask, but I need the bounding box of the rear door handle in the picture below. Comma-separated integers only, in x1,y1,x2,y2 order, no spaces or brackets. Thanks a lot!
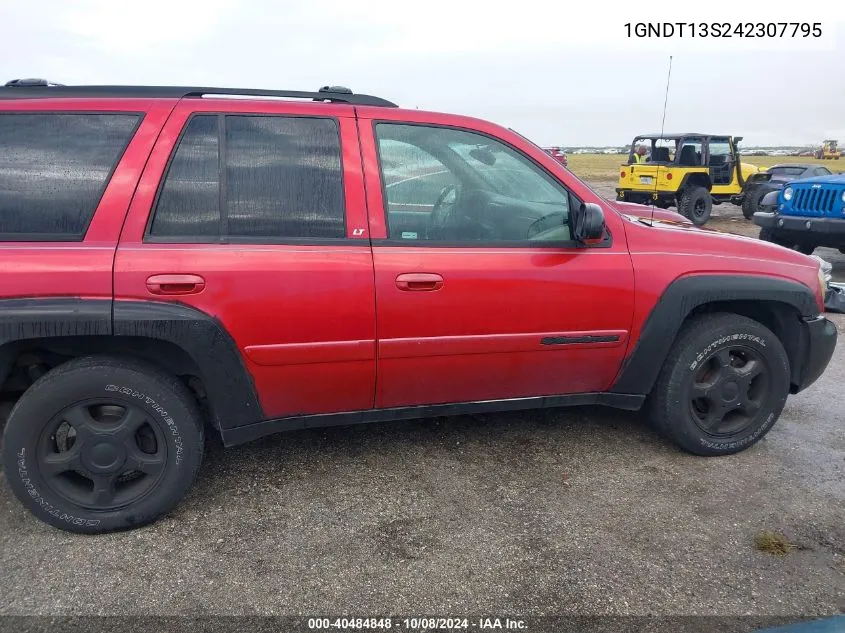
395,273,444,292
146,274,206,295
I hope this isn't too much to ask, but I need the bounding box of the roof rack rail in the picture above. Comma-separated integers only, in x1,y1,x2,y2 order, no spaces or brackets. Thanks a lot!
4,78,66,87
0,81,397,107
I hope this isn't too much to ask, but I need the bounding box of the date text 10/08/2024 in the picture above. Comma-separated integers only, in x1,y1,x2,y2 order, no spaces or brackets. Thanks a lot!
624,22,822,38
307,618,527,630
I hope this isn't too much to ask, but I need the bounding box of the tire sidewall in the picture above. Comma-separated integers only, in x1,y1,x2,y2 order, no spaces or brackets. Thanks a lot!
2,361,202,533
666,322,789,456
743,185,771,219
682,186,712,225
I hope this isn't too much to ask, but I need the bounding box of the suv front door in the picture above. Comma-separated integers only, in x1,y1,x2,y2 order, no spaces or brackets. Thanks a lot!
358,114,636,409
708,137,736,191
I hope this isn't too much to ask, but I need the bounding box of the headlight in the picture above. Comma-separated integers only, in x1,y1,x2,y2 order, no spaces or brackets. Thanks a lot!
783,187,793,201
811,254,833,282
811,256,832,301
841,190,845,204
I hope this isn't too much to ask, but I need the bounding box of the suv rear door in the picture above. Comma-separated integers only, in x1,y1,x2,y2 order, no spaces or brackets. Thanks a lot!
113,100,376,421
357,110,636,409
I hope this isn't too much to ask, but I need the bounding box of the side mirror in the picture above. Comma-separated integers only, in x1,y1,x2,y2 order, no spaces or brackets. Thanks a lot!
572,202,606,242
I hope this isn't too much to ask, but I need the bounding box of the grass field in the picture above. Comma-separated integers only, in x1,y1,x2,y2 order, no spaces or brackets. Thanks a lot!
567,153,844,183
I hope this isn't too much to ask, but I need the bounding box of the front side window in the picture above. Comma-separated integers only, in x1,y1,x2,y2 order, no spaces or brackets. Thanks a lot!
0,113,140,240
709,139,733,159
677,138,703,166
150,114,345,241
375,123,572,243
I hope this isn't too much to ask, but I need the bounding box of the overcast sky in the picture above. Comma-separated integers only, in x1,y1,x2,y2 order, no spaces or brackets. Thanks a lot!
1,0,843,147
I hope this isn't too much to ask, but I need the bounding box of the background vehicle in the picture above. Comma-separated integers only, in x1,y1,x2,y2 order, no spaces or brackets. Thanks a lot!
814,140,841,160
754,173,845,255
543,146,568,167
741,163,836,219
616,133,765,226
0,80,836,533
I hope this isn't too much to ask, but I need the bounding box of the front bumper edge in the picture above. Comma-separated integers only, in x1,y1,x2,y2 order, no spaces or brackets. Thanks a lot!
794,315,837,393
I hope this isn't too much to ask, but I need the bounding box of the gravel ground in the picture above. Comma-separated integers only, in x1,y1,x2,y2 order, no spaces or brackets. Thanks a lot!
0,196,843,627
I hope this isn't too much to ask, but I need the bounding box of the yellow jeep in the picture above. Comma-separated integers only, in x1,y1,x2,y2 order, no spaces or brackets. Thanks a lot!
616,134,764,225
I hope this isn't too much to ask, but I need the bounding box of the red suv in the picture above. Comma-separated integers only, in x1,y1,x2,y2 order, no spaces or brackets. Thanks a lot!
0,80,836,533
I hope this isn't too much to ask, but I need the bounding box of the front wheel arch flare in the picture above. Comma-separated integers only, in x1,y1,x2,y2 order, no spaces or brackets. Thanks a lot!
610,275,817,395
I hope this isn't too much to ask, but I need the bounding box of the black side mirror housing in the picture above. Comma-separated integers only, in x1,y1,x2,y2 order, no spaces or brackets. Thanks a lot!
572,202,606,242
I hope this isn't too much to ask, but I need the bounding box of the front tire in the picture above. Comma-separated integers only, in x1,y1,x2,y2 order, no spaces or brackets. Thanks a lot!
759,227,794,249
742,184,776,220
678,186,712,226
648,313,790,456
2,356,204,533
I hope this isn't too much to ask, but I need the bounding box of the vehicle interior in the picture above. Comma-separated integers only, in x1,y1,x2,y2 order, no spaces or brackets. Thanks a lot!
628,136,681,165
707,137,736,185
377,125,577,243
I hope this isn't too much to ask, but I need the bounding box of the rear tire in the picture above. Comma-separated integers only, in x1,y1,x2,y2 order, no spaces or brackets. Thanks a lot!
648,313,790,456
678,186,712,226
1,356,204,533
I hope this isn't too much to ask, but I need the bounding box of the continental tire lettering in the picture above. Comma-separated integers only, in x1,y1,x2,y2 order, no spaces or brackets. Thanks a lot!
15,448,100,527
104,385,184,465
689,333,767,371
699,412,776,450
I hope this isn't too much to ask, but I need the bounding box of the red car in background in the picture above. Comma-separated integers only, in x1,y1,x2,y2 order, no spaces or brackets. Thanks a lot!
543,146,568,167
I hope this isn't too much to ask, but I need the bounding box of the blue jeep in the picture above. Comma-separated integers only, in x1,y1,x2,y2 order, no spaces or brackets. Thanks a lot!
754,173,845,255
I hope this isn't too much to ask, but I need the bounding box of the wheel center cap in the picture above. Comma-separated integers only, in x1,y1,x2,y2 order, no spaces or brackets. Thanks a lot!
721,381,740,402
85,442,125,473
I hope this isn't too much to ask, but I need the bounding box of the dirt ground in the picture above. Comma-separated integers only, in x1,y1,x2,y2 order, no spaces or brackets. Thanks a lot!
0,179,843,626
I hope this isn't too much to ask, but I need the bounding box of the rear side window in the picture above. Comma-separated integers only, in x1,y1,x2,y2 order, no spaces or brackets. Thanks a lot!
149,114,345,241
0,113,141,240
150,115,220,238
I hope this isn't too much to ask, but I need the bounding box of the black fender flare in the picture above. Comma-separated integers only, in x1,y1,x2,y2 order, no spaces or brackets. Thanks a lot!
113,301,263,429
744,172,774,188
676,172,712,196
610,275,819,395
0,298,263,431
0,298,112,388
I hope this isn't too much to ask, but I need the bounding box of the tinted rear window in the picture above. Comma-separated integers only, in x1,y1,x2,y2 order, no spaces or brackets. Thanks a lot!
0,113,141,240
150,114,345,241
770,166,806,177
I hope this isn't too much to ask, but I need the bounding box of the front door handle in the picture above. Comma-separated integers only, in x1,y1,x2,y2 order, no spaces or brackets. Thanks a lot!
395,273,444,292
146,274,206,295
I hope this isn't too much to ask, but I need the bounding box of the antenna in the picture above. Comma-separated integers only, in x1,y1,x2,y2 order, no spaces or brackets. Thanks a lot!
652,55,673,224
